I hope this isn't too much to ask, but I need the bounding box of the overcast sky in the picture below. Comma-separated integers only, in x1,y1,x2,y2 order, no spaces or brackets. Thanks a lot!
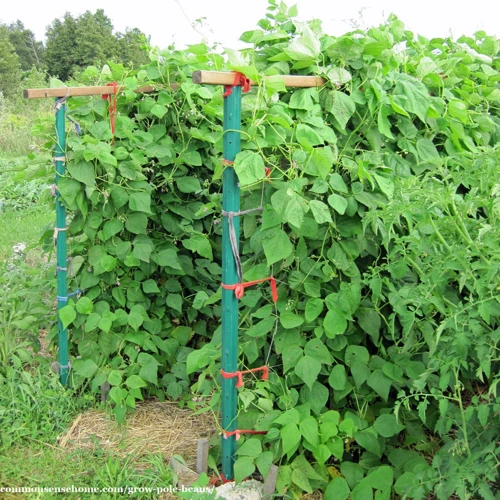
1,0,499,49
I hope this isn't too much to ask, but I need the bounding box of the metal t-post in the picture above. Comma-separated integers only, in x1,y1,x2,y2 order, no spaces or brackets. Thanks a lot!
55,100,69,385
221,85,242,480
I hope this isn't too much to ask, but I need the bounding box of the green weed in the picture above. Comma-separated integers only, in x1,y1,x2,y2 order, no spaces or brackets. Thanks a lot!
0,107,51,157
0,362,90,450
0,252,54,369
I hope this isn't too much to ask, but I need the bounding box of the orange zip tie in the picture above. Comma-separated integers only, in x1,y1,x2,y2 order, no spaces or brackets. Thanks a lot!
220,366,269,388
223,72,252,98
222,158,234,166
223,429,268,441
222,277,278,303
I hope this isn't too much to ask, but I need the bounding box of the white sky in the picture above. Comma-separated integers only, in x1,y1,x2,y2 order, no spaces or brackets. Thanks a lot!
1,0,499,49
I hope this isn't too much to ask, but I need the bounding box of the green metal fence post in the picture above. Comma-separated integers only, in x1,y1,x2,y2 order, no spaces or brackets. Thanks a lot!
221,85,242,480
55,100,69,385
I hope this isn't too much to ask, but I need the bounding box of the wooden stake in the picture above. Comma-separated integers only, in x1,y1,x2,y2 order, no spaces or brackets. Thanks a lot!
196,438,209,474
263,465,279,499
192,70,326,88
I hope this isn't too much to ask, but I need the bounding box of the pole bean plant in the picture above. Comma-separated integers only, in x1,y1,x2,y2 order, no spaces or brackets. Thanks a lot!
26,1,499,497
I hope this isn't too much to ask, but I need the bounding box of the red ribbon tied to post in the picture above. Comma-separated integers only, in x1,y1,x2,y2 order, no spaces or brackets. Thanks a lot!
222,277,278,303
221,366,269,388
102,81,118,137
223,71,251,98
223,429,268,441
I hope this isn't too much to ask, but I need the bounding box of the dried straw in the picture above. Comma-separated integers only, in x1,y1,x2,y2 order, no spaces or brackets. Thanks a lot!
59,400,218,469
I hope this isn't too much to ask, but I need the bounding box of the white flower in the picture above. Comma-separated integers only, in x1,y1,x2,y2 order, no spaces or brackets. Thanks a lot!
13,243,27,254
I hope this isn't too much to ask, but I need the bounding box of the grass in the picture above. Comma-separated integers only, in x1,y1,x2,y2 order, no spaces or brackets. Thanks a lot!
0,335,178,499
0,156,53,261
0,341,180,498
0,445,176,499
0,90,53,156
0,361,88,446
0,207,53,261
0,120,38,157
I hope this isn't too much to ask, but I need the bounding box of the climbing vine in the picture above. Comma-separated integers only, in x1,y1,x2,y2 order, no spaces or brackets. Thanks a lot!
28,1,500,498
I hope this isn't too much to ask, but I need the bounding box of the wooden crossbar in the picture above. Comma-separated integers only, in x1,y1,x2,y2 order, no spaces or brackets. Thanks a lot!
24,70,326,99
192,70,326,88
23,85,158,99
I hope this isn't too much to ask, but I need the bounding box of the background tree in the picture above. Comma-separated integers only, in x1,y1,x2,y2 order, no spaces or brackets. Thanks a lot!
45,10,149,80
115,28,149,68
0,27,21,98
73,10,116,69
4,21,44,70
44,13,78,81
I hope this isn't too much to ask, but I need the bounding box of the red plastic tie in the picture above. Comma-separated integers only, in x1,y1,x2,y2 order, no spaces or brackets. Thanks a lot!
223,72,251,98
102,82,118,137
223,429,268,441
220,473,234,484
222,277,278,303
222,158,234,166
221,366,269,388
265,167,271,178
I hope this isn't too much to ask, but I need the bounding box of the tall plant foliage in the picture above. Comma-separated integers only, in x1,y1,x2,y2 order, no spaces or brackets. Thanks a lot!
31,1,499,498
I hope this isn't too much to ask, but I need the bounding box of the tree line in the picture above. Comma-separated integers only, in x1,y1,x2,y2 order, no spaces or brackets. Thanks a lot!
0,10,149,98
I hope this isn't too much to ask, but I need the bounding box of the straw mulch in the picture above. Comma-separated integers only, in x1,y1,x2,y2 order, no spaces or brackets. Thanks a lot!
59,400,218,469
